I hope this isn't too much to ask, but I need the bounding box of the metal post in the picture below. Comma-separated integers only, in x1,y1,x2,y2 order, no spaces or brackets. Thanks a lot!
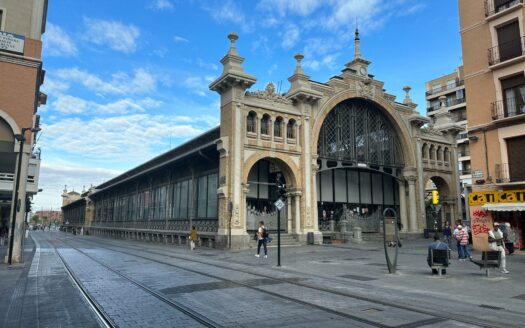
277,209,281,267
8,130,26,265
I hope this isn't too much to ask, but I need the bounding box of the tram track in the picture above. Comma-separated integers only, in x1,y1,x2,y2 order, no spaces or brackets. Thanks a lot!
52,237,223,328
64,235,504,328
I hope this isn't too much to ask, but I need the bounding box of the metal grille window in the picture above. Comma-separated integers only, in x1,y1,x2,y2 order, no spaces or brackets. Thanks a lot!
317,99,403,167
274,117,283,138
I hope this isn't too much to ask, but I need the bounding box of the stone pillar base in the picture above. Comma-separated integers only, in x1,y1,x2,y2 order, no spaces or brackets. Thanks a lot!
295,231,323,245
214,233,251,249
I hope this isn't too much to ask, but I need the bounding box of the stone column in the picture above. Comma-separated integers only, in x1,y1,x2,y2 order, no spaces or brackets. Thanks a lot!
5,146,30,264
287,195,292,232
406,175,418,232
294,192,302,235
415,138,426,233
399,180,408,232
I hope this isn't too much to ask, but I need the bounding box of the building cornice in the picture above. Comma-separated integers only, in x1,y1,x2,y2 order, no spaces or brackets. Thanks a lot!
0,52,41,68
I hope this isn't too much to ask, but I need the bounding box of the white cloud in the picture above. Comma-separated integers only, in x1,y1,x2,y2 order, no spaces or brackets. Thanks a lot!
40,114,212,163
204,0,253,32
149,0,174,10
51,94,161,115
303,53,340,71
196,58,218,71
43,23,78,57
83,17,140,53
55,68,157,95
183,75,215,96
257,0,323,17
280,24,300,49
174,35,189,43
41,78,70,95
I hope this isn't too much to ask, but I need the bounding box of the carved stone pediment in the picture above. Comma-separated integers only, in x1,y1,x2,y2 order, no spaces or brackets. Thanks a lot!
356,79,375,99
246,82,293,104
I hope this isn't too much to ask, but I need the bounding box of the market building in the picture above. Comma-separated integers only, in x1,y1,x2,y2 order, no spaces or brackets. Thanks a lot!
0,0,46,263
458,0,525,250
78,31,462,249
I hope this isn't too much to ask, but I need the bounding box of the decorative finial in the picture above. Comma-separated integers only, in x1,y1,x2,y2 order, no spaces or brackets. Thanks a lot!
227,32,239,56
403,86,413,105
294,53,305,74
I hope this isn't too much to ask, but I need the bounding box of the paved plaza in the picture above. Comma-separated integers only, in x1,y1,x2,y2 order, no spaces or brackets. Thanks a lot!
1,231,524,327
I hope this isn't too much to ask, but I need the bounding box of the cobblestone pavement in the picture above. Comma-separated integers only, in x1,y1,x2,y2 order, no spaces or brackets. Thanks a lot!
3,231,525,327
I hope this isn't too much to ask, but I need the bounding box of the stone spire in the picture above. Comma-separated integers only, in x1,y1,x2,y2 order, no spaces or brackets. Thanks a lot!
354,26,361,59
209,32,256,93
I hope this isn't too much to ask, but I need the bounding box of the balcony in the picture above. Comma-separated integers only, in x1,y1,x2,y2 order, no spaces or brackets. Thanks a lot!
456,132,469,140
426,103,441,113
458,150,470,157
485,0,523,17
425,79,464,97
459,169,472,176
0,157,41,194
488,37,525,66
491,97,525,120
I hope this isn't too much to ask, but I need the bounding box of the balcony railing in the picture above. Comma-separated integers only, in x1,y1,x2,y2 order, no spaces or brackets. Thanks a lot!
458,150,470,157
447,97,465,107
427,104,441,113
491,97,525,120
457,132,469,140
495,163,525,182
459,169,471,175
485,0,523,17
426,79,464,96
488,36,525,66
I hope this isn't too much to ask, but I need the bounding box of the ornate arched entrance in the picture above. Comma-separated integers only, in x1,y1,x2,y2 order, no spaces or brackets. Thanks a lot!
315,98,405,232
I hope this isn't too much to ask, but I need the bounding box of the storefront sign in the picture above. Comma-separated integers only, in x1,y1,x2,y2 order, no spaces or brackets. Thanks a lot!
469,207,492,251
468,189,525,205
472,170,483,178
0,32,25,54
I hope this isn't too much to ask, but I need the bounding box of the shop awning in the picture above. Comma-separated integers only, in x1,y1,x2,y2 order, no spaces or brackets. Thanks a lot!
482,203,525,211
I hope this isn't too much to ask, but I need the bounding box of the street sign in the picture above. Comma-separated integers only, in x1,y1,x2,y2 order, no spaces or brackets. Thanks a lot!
274,198,285,211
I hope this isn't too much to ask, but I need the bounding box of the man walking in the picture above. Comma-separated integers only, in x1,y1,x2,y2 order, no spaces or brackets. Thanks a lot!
489,222,509,274
255,221,268,258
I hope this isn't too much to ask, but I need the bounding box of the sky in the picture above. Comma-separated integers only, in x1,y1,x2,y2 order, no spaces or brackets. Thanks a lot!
33,0,463,211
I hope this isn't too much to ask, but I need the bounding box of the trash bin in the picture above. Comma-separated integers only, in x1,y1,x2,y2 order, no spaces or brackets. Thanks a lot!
307,232,314,245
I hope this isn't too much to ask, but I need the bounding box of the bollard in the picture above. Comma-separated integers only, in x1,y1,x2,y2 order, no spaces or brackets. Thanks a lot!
340,220,348,234
329,219,335,232
353,227,362,243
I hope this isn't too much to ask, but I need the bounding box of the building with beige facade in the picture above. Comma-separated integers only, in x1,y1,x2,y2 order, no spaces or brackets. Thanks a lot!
0,0,47,263
459,0,525,250
69,31,463,249
425,66,470,220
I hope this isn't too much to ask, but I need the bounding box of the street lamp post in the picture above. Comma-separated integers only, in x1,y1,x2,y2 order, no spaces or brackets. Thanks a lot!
7,127,39,265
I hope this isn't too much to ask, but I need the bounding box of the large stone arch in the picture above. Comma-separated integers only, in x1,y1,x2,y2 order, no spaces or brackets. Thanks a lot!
243,152,301,189
424,174,456,229
311,90,415,168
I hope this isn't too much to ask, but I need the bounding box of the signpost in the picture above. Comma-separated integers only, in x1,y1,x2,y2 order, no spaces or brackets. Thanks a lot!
275,173,286,267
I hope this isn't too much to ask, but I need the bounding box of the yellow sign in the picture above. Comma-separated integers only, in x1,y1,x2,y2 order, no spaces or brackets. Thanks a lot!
468,189,525,205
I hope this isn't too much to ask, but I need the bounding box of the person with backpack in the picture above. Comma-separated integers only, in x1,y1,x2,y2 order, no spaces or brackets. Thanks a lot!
255,221,268,258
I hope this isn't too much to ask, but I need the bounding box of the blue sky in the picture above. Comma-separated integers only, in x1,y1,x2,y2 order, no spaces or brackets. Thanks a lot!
33,0,462,210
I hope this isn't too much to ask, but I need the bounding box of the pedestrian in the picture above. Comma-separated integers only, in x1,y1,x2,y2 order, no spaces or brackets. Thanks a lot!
427,234,449,274
189,226,198,251
489,222,509,274
455,225,471,261
453,219,461,251
255,221,268,258
503,222,517,255
443,221,452,247
0,226,7,246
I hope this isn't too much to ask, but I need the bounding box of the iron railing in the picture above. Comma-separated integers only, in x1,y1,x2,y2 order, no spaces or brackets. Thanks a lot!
447,97,466,107
427,104,441,113
488,36,525,65
491,97,525,120
246,119,256,133
485,0,523,17
459,169,471,175
458,150,470,157
425,79,464,96
457,132,469,140
498,162,525,182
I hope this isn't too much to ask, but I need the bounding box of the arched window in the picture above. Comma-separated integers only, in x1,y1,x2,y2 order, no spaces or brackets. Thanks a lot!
261,114,270,135
429,145,436,160
274,117,283,138
437,146,443,161
422,143,429,159
444,148,450,163
246,111,257,133
287,119,296,139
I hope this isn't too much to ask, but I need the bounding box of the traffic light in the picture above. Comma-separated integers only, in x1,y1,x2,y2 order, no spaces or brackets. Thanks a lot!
431,190,439,205
276,173,287,200
25,196,32,213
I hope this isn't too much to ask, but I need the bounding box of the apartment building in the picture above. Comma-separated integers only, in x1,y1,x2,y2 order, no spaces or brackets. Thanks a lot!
458,0,525,250
0,0,47,263
425,66,471,189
